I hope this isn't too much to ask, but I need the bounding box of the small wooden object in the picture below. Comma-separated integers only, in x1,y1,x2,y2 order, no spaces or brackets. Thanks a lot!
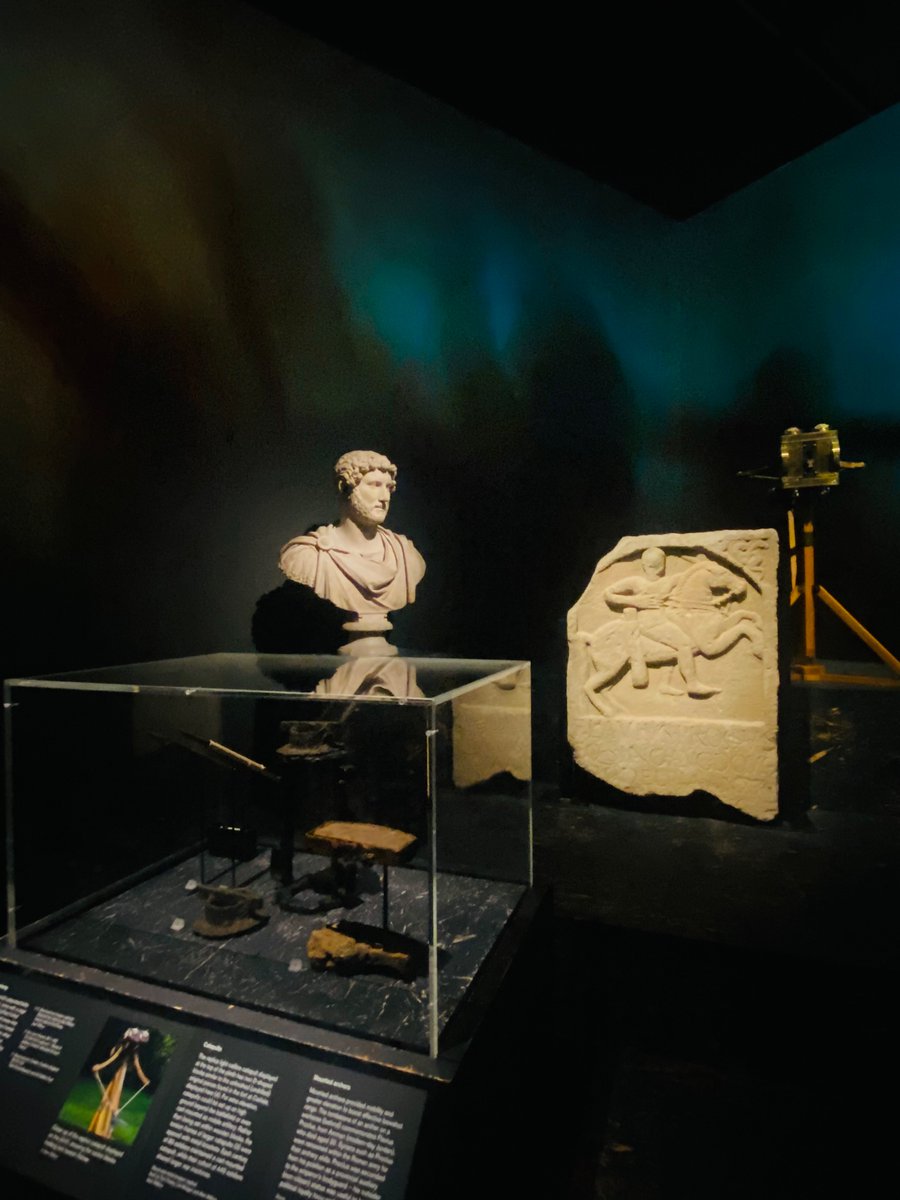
304,821,416,865
286,822,418,928
307,926,412,979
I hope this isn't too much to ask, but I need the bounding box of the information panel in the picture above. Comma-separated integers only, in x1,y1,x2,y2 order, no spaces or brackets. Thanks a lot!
0,967,425,1200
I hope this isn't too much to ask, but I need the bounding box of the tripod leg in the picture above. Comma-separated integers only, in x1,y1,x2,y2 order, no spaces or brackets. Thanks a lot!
790,496,826,681
801,514,817,663
817,587,900,675
787,508,800,604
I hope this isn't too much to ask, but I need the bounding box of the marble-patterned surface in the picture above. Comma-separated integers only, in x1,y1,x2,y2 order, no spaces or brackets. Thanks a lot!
25,853,524,1054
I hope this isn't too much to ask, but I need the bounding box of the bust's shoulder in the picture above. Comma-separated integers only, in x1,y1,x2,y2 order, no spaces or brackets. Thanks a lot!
279,525,335,583
385,529,426,584
385,529,414,554
281,524,336,550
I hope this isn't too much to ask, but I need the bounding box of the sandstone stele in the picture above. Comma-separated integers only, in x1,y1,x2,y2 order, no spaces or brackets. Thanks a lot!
567,530,779,820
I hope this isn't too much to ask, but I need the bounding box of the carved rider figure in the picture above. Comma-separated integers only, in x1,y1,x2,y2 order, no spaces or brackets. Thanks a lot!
604,547,719,697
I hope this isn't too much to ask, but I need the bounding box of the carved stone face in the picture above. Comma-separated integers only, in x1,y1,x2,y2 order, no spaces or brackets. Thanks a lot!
348,468,393,528
641,547,666,578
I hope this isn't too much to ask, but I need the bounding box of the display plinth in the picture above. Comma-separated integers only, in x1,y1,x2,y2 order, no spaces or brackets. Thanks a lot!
3,654,539,1198
1,885,547,1200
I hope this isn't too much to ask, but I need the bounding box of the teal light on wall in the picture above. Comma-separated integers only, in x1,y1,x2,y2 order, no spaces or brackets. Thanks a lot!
481,253,521,357
361,262,441,366
584,279,679,414
827,245,900,418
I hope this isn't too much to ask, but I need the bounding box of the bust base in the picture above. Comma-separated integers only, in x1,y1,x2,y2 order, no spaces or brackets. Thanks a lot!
342,613,393,633
338,633,399,658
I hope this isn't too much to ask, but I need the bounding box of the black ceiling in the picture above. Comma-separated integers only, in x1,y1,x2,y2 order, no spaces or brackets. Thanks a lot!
249,1,900,219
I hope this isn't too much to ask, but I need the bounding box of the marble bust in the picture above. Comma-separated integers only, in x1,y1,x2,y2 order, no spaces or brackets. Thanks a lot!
279,451,425,655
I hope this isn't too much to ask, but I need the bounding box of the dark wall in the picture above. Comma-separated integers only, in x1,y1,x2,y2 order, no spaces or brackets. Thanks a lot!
667,110,900,650
1,0,898,818
0,0,673,695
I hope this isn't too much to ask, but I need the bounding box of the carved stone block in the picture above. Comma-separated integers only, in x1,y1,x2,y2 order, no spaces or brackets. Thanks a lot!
452,667,532,789
567,530,778,820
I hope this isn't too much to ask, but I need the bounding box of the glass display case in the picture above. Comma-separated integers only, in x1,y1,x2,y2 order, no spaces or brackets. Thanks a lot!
4,654,533,1059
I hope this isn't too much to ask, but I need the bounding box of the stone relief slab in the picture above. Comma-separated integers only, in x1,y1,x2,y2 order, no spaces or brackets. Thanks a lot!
567,530,778,820
452,667,532,789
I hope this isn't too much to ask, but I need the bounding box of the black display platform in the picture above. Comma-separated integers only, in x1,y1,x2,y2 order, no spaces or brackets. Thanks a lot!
0,888,548,1200
21,853,525,1054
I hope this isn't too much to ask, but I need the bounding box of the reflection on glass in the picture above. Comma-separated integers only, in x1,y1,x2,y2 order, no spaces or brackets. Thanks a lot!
452,666,531,787
315,658,425,700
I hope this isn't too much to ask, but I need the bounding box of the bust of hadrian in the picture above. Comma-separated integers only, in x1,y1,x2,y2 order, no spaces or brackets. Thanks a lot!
278,451,425,656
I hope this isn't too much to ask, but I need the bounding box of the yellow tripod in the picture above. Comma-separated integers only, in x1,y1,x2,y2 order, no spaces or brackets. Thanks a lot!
788,496,900,686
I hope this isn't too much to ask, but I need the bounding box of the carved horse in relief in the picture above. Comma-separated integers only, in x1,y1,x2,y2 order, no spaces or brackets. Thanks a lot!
575,560,763,716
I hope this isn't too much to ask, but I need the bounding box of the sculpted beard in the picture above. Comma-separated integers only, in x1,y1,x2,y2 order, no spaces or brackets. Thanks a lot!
348,486,389,527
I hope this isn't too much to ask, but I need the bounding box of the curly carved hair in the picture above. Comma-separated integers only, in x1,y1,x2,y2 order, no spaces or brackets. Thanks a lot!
334,451,397,495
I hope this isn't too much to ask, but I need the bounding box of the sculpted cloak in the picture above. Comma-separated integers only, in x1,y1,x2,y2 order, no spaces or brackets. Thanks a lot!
279,525,425,616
